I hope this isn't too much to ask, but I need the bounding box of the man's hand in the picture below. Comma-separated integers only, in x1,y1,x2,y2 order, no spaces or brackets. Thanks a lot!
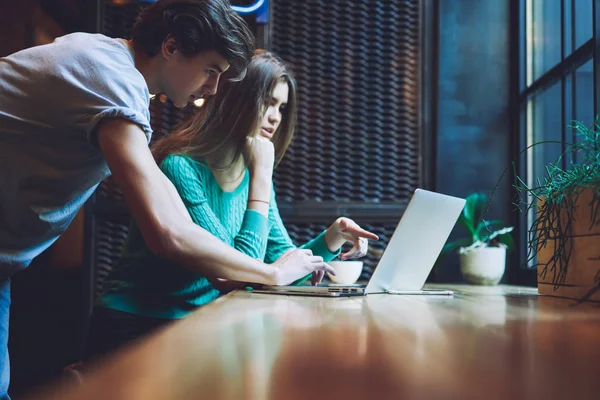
271,249,335,286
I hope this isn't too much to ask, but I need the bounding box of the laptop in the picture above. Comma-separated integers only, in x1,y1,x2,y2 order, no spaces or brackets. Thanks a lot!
251,189,466,297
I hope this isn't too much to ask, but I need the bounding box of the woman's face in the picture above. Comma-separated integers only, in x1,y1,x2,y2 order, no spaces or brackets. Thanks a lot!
259,81,289,140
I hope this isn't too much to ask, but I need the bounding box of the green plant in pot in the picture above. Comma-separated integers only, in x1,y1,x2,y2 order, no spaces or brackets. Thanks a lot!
440,193,514,285
513,119,600,301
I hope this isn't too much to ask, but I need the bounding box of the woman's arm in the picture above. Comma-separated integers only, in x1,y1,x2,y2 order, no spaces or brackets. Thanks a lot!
246,136,275,217
263,187,341,264
262,186,339,285
264,187,379,284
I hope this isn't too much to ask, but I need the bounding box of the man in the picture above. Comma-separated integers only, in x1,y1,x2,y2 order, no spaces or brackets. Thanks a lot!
0,0,333,396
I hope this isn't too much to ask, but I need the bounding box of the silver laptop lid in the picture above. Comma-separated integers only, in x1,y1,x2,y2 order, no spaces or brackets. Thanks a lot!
365,189,465,294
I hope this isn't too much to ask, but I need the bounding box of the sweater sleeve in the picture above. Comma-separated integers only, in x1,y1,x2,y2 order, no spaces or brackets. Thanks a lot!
264,186,340,265
160,155,269,260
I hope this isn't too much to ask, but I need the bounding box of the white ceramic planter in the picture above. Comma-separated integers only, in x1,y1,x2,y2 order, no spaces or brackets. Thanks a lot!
459,247,506,285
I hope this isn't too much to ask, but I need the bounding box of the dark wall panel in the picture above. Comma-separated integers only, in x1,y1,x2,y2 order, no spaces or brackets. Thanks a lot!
434,0,513,282
271,0,421,203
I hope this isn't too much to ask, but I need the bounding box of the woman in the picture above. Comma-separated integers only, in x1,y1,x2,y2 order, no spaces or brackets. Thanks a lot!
85,50,378,361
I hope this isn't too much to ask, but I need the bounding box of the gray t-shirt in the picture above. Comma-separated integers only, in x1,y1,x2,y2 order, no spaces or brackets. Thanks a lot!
0,33,152,277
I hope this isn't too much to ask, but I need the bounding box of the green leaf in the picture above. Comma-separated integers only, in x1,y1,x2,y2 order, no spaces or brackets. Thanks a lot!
461,193,486,235
497,232,514,253
474,219,505,240
481,227,513,243
434,237,473,270
457,213,471,232
440,238,472,256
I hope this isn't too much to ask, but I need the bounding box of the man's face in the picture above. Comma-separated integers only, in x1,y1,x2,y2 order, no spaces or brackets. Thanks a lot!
158,41,230,108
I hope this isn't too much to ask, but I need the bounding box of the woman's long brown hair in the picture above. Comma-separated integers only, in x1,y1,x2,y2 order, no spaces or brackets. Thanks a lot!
152,50,298,170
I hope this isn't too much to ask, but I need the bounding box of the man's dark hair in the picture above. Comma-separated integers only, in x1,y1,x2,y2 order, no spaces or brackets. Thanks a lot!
132,0,255,80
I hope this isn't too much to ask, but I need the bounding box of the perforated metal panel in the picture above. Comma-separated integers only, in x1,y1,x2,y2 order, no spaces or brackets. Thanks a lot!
102,2,142,39
93,219,130,296
271,0,421,202
270,0,422,266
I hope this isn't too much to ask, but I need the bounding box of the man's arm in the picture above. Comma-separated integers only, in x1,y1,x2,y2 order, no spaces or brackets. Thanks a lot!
96,119,333,285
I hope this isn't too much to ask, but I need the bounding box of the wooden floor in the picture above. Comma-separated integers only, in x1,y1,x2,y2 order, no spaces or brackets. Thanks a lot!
27,285,600,400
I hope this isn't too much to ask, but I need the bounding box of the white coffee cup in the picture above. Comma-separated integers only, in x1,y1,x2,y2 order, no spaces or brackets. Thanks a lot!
326,261,363,284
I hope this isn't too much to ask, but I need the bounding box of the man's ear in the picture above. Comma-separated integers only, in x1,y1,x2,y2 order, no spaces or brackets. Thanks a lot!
161,35,177,59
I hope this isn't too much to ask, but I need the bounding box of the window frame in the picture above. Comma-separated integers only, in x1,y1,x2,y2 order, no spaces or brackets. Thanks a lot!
515,0,600,276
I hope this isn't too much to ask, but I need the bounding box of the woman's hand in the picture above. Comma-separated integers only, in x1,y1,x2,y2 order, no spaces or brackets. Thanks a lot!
324,217,379,260
247,136,275,173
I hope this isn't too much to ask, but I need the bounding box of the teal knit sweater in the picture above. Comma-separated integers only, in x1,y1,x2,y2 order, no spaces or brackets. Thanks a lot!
98,154,340,319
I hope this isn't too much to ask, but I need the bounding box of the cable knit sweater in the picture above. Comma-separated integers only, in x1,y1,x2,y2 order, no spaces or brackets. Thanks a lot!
97,154,339,319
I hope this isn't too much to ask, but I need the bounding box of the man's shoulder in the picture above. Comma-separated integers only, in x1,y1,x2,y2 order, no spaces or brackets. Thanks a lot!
54,33,126,55
72,34,137,70
53,33,128,62
53,33,144,89
55,33,150,116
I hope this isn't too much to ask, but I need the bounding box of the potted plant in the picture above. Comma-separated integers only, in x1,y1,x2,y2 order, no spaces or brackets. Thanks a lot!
514,119,600,301
440,193,514,285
